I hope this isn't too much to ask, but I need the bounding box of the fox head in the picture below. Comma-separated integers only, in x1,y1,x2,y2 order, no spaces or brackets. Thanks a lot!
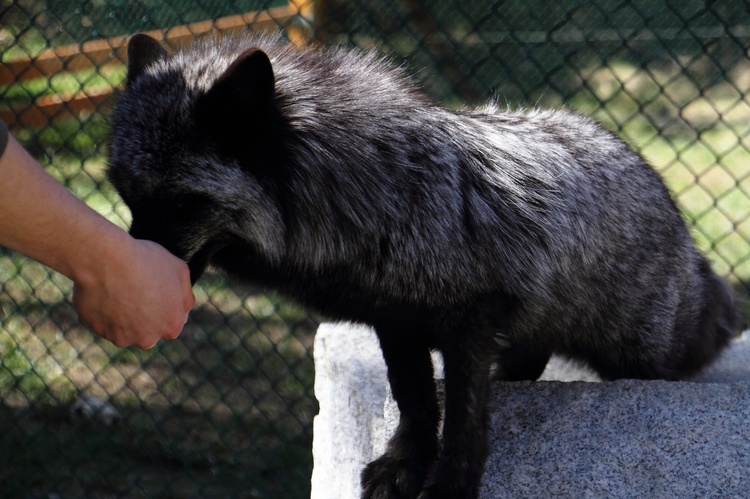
107,34,287,283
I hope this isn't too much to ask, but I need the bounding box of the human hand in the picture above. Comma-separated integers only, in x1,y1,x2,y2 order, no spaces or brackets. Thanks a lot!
72,237,195,349
0,133,194,348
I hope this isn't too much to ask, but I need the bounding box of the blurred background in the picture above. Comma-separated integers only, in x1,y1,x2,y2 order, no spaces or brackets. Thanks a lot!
1,0,748,497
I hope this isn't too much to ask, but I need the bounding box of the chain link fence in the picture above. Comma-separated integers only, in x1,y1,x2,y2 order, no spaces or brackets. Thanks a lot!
1,0,748,497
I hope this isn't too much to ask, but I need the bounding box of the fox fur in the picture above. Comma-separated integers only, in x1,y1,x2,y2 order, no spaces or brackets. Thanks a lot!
107,32,739,499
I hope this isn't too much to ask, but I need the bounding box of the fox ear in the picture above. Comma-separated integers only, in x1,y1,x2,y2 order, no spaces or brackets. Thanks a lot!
127,33,168,83
215,48,275,106
196,48,275,139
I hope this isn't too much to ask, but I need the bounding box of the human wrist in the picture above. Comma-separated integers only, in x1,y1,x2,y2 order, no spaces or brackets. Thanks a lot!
64,216,133,289
0,135,132,284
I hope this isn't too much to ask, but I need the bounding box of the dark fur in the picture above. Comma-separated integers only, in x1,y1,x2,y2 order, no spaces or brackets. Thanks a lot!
108,33,739,499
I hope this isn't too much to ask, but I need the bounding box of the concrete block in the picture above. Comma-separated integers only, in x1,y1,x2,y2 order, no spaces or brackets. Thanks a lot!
311,324,750,498
481,380,750,497
311,323,387,499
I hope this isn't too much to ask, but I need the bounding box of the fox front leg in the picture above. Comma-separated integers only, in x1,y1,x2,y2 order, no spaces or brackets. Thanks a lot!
361,325,440,499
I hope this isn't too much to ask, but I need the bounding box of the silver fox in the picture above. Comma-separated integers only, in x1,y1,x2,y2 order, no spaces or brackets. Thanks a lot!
108,33,739,499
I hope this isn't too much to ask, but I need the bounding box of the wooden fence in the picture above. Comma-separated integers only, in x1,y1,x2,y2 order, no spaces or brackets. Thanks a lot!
0,1,312,129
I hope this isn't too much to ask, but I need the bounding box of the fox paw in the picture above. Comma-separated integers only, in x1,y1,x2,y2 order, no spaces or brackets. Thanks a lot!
361,455,428,499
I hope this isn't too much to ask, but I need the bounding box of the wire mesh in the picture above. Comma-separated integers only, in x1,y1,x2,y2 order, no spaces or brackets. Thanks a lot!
0,0,748,497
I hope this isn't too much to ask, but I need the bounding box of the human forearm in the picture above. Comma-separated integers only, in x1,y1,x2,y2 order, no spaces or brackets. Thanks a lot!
0,132,194,348
0,135,119,280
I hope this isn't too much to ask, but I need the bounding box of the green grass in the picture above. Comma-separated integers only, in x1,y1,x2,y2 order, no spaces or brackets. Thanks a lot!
0,271,318,498
0,392,314,498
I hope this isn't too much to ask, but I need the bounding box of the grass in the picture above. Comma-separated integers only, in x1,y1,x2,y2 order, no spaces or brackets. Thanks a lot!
0,270,318,498
0,35,749,498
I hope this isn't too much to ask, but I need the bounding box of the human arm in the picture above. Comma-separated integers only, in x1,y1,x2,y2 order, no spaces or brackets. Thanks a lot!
0,125,194,349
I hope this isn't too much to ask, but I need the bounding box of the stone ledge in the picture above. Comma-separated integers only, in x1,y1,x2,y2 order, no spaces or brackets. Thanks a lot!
311,323,750,498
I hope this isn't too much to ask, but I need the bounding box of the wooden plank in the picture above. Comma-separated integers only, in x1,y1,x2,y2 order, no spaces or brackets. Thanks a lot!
0,87,115,129
0,4,298,87
0,4,301,128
